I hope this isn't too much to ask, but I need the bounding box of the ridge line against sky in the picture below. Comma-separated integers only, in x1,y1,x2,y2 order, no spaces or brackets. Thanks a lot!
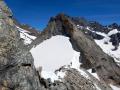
5,0,120,30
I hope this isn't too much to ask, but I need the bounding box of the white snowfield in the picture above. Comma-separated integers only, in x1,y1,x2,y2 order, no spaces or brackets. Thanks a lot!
30,35,102,85
108,29,120,36
30,35,82,81
30,35,94,82
31,35,76,71
16,26,36,45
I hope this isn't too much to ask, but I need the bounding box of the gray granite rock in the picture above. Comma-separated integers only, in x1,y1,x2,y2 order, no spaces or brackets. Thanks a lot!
0,1,41,90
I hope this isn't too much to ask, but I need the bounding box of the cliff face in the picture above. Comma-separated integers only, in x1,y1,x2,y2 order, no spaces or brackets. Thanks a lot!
56,14,120,84
0,1,120,90
0,1,41,90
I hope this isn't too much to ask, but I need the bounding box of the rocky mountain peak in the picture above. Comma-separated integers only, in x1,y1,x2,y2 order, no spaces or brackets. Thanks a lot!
0,0,12,17
31,13,120,88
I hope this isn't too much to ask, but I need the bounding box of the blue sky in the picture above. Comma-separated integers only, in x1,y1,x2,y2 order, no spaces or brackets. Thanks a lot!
5,0,120,30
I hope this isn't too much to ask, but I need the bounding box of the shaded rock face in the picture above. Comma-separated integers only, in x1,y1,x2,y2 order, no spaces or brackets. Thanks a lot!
71,17,89,27
109,33,120,50
0,1,41,90
54,14,120,85
108,23,120,30
89,21,109,33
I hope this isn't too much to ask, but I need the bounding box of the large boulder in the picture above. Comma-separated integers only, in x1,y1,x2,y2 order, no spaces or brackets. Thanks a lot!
0,1,41,90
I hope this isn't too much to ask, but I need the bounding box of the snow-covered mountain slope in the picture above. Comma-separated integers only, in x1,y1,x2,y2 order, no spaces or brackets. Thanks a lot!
16,26,37,45
30,35,108,90
93,29,120,65
108,29,120,36
95,39,120,65
77,25,120,65
75,25,120,90
30,35,81,81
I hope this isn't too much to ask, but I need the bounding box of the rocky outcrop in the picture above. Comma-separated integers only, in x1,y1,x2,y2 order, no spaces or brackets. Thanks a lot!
0,1,41,90
109,32,120,50
54,14,120,85
37,68,112,90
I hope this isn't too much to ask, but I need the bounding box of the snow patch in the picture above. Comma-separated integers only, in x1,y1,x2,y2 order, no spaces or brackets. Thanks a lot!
77,25,84,29
70,51,81,69
16,26,36,45
85,27,120,64
41,71,66,82
41,71,58,82
30,35,81,81
87,69,100,80
93,29,120,64
95,39,120,64
70,51,90,79
30,35,76,71
110,84,120,90
108,29,120,36
95,32,107,37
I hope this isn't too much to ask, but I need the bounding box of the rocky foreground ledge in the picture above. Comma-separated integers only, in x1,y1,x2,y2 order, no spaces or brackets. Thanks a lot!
0,0,120,90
